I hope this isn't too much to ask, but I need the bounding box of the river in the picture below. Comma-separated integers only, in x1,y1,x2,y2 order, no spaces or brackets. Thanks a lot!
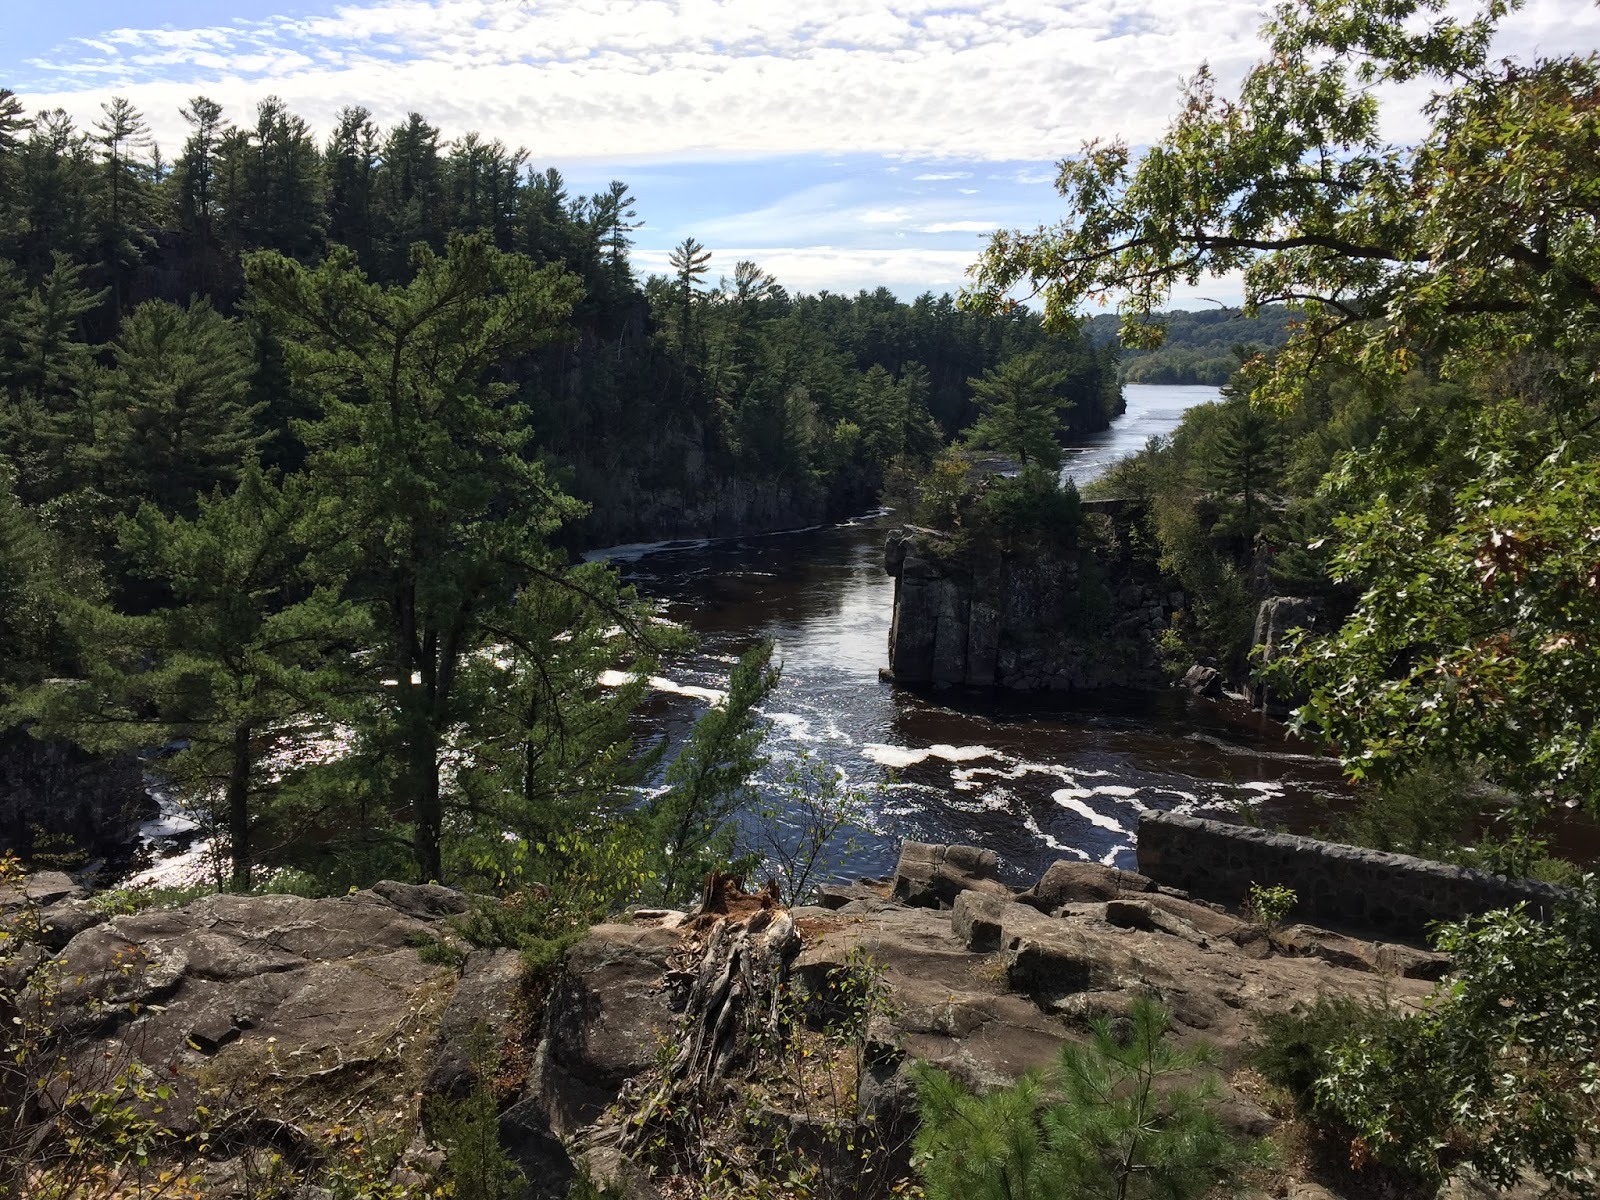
596,384,1353,886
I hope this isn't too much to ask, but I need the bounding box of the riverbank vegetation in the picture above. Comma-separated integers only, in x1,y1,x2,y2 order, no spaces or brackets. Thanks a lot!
968,0,1600,1187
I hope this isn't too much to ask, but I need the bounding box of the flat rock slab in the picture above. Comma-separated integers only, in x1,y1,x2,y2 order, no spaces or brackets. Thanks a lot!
32,882,465,1152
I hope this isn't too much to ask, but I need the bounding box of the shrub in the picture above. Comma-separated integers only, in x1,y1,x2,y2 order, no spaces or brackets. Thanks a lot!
1247,882,1296,932
912,997,1260,1200
1250,994,1393,1117
1320,880,1600,1191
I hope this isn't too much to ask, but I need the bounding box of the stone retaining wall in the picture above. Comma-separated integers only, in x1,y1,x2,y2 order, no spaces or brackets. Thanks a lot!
1137,811,1567,938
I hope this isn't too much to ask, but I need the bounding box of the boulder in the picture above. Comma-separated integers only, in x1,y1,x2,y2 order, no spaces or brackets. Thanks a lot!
1179,664,1223,698
1019,860,1156,910
891,842,1011,909
425,948,525,1099
530,922,682,1138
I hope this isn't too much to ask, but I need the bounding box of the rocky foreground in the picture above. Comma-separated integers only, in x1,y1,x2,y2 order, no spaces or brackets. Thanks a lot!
2,847,1487,1198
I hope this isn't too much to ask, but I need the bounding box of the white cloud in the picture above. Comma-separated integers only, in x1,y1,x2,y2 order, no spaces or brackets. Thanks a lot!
16,0,1278,159
634,245,984,296
914,171,973,181
919,220,999,234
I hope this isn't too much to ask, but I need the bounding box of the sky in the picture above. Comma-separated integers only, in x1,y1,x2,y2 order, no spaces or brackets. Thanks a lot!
5,0,1597,303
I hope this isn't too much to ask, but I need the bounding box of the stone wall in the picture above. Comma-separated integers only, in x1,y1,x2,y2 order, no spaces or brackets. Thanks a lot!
1137,811,1567,938
883,521,1180,691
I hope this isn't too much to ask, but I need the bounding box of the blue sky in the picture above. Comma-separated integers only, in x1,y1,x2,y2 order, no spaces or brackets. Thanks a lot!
6,0,1596,302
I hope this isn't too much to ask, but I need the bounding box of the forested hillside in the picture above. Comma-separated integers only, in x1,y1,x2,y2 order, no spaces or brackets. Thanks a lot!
0,89,1120,549
1084,305,1293,385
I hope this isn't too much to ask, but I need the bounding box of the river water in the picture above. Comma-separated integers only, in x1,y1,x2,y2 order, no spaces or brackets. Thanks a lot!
598,385,1353,886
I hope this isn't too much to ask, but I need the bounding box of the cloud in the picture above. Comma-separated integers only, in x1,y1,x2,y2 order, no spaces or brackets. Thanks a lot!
633,245,984,296
918,220,999,234
14,0,1281,159
914,171,973,181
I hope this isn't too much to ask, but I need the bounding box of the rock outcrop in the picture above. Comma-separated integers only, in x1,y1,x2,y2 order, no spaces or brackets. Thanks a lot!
1250,595,1321,713
3,845,1475,1199
883,516,1180,691
519,844,1450,1199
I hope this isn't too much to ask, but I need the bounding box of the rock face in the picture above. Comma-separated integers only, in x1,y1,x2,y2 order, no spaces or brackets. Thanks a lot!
883,516,1179,691
2,880,513,1196
521,843,1450,1200
0,728,153,860
1250,595,1321,713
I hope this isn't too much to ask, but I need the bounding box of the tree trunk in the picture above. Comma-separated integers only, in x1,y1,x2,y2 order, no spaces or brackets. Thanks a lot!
227,723,253,892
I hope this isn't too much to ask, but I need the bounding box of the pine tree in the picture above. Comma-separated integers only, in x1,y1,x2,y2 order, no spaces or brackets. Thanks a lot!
172,96,229,292
89,298,264,515
963,352,1072,470
0,256,104,506
21,464,364,890
245,234,585,881
669,236,713,360
91,98,155,320
913,998,1254,1200
645,640,778,903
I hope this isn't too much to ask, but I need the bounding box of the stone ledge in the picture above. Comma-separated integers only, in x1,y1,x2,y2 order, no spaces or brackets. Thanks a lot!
1137,811,1567,939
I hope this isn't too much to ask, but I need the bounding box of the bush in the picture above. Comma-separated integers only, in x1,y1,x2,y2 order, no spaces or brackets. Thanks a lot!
913,997,1260,1200
1320,880,1600,1191
1250,994,1394,1117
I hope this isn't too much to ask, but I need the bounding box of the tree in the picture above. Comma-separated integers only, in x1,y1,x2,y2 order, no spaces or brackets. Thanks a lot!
172,96,230,292
89,298,263,515
962,352,1070,470
21,465,363,890
645,640,778,903
963,0,1600,810
913,998,1253,1200
91,98,155,320
245,234,585,881
0,255,103,506
668,235,712,359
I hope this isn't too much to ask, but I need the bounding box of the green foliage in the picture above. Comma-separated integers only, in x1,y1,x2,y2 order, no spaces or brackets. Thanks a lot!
748,750,871,906
1247,882,1296,931
430,1089,526,1200
1319,881,1600,1191
1084,306,1294,386
912,997,1257,1200
645,640,780,904
1251,994,1393,1118
962,352,1071,471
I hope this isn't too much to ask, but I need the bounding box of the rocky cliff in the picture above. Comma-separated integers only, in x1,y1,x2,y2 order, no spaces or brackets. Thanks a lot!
6,846,1510,1199
883,514,1180,691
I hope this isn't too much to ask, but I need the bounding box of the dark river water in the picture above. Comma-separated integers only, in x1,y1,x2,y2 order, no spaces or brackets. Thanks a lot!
593,385,1354,886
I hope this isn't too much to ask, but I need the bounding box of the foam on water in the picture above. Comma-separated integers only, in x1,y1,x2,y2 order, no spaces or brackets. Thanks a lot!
1052,790,1130,834
860,742,999,769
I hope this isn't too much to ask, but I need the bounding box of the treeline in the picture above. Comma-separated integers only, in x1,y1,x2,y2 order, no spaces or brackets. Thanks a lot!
1084,306,1293,386
0,84,1122,889
0,88,1121,546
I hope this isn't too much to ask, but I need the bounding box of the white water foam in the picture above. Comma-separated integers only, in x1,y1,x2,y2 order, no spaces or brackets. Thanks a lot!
597,669,727,706
860,742,998,770
1051,790,1130,834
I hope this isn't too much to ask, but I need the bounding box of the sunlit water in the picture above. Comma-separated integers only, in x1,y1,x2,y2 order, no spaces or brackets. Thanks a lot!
596,385,1353,886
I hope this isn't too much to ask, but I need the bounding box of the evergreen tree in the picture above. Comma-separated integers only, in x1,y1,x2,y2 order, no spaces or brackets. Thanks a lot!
24,465,364,890
245,235,584,881
645,640,778,903
668,236,712,360
963,352,1071,470
90,298,264,515
172,96,230,293
324,106,380,270
0,256,103,506
90,98,155,320
913,998,1252,1200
